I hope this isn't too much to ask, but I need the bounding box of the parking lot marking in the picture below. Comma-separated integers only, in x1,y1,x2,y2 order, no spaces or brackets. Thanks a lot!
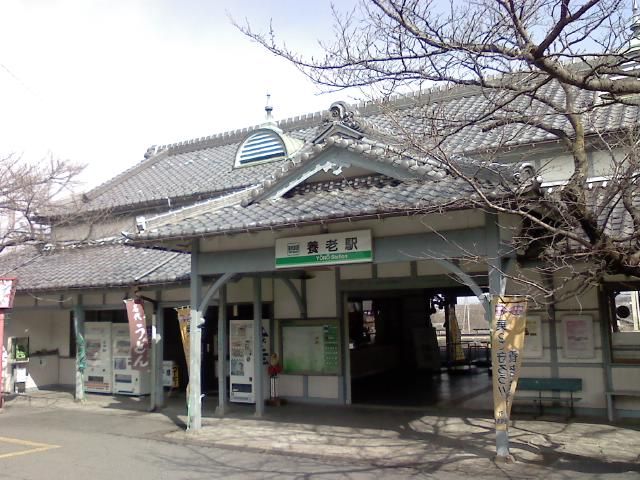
0,436,61,459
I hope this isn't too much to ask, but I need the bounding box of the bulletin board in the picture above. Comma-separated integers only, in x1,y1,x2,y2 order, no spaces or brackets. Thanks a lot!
562,315,595,359
281,321,339,375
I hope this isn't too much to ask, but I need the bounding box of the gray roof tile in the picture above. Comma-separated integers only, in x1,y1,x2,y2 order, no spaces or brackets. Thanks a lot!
0,245,190,292
74,82,640,217
139,175,486,241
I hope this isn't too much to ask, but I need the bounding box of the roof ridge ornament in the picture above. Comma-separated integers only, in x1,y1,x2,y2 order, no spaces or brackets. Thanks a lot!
325,101,363,132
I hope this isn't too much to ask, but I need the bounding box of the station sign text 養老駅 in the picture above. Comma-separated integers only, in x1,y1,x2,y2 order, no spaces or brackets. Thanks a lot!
275,230,373,268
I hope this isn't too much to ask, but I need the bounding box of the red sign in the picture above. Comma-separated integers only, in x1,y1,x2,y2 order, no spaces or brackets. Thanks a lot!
124,299,150,371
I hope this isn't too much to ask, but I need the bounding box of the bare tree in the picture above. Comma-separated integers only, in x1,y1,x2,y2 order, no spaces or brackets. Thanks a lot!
0,154,83,254
239,0,640,292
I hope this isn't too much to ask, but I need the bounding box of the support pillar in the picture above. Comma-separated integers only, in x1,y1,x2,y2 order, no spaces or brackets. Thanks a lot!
154,305,165,409
188,241,203,430
217,285,228,416
486,212,510,460
148,293,165,412
150,309,157,412
253,277,263,417
73,301,86,403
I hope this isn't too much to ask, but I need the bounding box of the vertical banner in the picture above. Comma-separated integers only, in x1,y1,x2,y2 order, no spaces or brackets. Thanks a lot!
447,305,465,362
491,295,527,430
0,311,4,406
124,299,150,371
175,307,191,375
0,278,17,408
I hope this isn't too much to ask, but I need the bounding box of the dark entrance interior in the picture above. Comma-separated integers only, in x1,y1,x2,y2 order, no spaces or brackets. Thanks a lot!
348,289,491,408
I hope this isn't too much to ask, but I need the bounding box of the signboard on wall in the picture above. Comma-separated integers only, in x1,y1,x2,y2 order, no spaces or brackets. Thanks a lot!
563,315,595,359
524,315,543,358
275,230,372,269
282,323,339,374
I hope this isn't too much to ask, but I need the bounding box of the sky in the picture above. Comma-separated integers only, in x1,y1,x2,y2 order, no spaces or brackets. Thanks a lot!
0,0,360,190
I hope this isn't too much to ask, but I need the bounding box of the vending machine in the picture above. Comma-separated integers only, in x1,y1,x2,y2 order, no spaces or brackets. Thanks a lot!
83,322,112,393
229,319,270,404
111,323,150,396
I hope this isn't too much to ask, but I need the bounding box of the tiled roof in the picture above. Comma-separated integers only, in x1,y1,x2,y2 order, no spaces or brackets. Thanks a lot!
75,125,319,216
74,82,640,217
0,244,190,292
137,174,492,241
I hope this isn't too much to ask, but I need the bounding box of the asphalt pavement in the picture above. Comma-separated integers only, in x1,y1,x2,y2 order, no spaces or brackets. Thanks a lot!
0,390,638,479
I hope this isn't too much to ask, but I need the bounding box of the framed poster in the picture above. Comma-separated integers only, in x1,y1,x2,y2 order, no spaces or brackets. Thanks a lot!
524,315,543,358
562,315,595,359
281,321,339,375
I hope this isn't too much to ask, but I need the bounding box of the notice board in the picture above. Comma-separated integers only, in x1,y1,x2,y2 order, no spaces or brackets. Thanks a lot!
282,323,339,375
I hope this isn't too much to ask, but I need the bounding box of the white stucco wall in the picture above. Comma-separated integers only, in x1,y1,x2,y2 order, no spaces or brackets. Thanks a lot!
4,308,71,391
306,270,337,318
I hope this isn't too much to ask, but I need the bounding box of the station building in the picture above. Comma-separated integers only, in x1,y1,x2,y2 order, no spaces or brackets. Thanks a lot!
1,86,639,424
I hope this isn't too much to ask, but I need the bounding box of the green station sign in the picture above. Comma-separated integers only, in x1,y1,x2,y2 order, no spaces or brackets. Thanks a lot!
275,230,373,269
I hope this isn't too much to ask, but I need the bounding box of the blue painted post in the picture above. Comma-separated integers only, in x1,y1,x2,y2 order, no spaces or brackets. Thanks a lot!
486,212,510,461
217,285,228,416
253,277,264,417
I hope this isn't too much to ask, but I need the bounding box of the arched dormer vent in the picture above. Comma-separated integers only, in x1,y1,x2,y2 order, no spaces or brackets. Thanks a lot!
235,128,287,167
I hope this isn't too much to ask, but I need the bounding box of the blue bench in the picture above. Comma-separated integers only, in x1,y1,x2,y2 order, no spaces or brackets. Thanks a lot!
516,377,582,417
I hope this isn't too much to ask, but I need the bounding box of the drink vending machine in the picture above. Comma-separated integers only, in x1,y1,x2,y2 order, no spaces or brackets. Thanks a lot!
111,323,150,396
83,322,113,393
229,319,270,403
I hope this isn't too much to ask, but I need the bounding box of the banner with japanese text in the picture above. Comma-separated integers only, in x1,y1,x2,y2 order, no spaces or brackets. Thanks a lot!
124,299,150,371
0,278,17,406
491,295,527,431
447,305,465,362
176,307,191,375
0,311,5,401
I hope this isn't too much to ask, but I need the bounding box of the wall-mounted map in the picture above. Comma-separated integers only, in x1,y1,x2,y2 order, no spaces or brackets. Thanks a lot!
282,323,339,375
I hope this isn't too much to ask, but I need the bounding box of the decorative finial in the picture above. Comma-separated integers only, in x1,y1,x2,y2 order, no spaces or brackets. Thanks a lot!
265,93,273,121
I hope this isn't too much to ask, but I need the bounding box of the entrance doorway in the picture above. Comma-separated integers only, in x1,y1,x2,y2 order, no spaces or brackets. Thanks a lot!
347,289,491,409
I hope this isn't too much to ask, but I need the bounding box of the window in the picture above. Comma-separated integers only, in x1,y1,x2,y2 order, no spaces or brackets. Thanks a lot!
235,129,287,167
607,287,640,364
611,290,640,333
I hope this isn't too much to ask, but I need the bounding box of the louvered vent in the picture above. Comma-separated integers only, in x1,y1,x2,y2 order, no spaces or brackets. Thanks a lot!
236,129,286,166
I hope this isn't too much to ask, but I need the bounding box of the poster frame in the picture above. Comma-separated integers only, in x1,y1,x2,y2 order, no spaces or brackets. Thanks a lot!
523,315,544,359
278,318,341,376
562,314,595,359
